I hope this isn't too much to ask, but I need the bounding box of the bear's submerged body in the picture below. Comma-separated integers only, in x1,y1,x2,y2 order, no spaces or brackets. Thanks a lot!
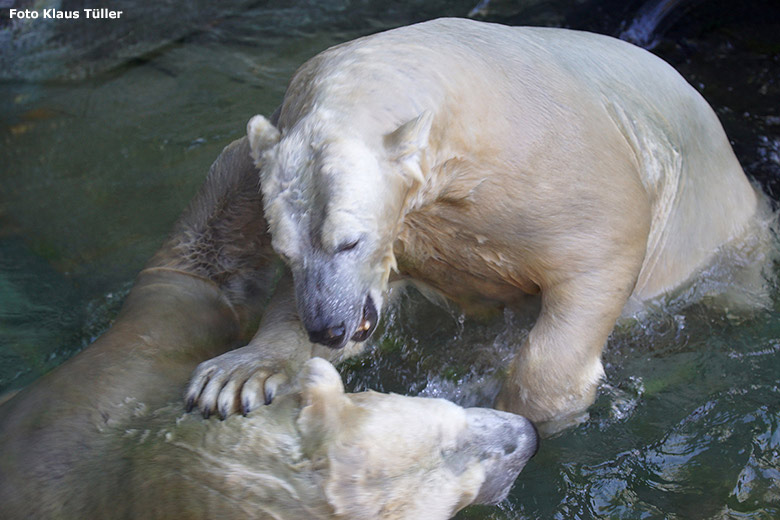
219,18,769,429
0,139,538,520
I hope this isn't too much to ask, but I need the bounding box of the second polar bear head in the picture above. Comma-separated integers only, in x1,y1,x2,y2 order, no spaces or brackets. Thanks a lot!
247,110,432,349
297,358,539,518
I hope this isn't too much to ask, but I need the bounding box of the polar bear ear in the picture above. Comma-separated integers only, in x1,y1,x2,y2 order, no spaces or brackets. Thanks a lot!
384,111,433,184
299,357,345,404
296,358,350,454
247,114,281,165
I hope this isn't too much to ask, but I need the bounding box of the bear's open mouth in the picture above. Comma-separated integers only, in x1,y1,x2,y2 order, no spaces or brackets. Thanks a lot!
350,296,378,343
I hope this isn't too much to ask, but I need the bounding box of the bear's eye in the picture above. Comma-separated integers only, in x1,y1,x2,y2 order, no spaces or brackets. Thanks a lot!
336,239,360,254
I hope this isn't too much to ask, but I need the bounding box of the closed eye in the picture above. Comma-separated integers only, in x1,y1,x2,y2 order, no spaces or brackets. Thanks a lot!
336,239,360,254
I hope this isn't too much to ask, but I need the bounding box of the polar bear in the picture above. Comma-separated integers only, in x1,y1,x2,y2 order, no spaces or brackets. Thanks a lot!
0,137,538,519
185,18,768,428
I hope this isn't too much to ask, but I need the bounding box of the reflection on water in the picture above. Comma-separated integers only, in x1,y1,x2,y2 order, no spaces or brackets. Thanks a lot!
1,0,779,518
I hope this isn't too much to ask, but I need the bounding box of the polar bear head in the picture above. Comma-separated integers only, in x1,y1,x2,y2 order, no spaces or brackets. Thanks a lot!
247,112,432,349
296,358,538,518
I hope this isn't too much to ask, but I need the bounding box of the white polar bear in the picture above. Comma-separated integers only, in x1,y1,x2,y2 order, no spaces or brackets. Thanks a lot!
186,18,767,429
0,137,538,519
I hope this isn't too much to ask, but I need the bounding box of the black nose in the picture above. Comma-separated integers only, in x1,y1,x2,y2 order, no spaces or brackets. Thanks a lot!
308,323,347,348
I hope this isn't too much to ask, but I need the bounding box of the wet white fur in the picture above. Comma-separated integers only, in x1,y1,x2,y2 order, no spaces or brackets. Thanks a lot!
237,18,765,426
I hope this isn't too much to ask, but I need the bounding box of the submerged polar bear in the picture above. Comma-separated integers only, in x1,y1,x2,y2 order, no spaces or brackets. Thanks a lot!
186,18,767,427
0,138,538,519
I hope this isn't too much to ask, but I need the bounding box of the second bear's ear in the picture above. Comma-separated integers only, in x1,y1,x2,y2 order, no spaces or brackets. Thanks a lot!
384,111,433,184
296,358,349,454
247,114,281,165
299,357,345,404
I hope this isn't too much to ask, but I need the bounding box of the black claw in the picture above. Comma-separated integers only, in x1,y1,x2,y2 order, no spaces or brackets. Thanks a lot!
264,391,274,406
203,408,211,420
242,400,251,417
185,397,195,413
219,406,227,421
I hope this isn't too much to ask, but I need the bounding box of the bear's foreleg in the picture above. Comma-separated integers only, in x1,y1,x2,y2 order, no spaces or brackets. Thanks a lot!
186,273,309,418
495,249,645,433
186,273,366,418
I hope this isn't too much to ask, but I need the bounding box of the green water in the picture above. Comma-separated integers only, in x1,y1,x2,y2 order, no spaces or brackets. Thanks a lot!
1,1,779,518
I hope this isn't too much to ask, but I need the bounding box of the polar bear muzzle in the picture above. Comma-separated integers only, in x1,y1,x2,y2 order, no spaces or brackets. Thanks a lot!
463,408,540,504
306,294,378,348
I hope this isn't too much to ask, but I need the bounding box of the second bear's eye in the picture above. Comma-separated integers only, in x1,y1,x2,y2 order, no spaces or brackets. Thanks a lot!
336,239,360,254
